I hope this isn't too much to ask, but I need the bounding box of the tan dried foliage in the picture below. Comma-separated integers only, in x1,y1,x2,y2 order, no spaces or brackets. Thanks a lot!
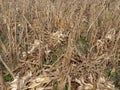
0,0,120,90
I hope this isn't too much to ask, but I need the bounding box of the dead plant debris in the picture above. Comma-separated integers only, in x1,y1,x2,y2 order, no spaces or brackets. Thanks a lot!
0,0,120,90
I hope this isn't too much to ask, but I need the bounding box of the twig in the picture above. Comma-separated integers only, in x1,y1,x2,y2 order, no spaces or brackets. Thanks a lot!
0,65,4,90
87,0,108,33
0,55,15,79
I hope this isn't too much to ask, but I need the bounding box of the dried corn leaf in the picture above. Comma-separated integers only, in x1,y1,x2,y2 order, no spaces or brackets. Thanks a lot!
28,76,51,89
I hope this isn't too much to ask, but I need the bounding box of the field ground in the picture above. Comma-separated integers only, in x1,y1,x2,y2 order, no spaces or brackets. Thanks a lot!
0,0,120,90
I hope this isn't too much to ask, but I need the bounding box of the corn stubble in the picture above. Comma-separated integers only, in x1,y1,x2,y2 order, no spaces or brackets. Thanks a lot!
0,0,120,90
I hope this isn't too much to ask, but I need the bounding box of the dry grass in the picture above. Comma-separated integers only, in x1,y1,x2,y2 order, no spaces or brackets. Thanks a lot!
0,0,120,90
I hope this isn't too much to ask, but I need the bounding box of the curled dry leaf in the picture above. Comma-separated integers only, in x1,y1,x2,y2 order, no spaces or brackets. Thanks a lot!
28,39,41,54
22,51,27,57
75,78,93,90
98,76,106,84
22,39,42,57
28,76,51,89
105,28,115,40
9,71,32,90
51,31,64,43
75,75,116,90
10,76,19,90
19,71,32,89
97,39,104,47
